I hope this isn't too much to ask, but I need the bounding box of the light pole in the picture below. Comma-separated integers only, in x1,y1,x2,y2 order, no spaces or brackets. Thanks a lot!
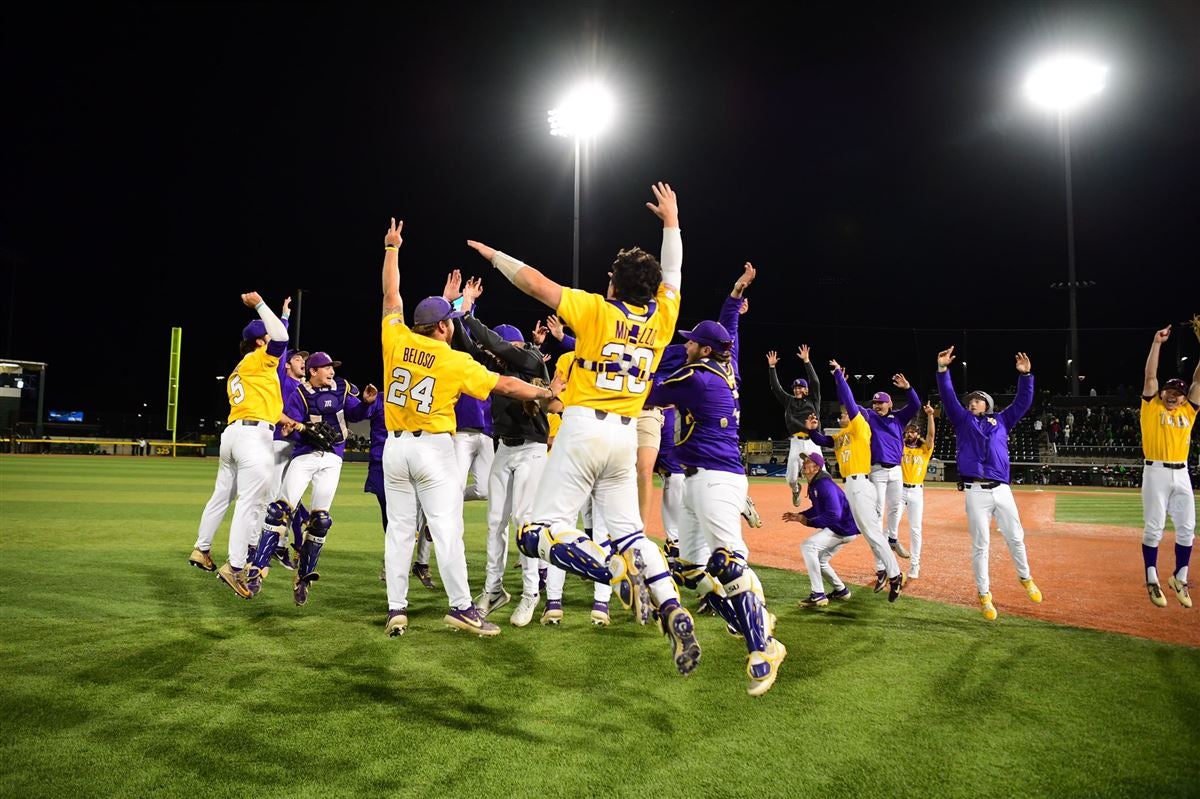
1024,54,1107,396
548,82,615,289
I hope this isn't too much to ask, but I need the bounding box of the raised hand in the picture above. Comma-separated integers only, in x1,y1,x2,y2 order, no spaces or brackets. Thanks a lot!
462,276,483,303
466,240,496,261
937,346,956,368
546,314,565,340
732,262,756,296
798,344,811,363
241,291,263,308
739,298,749,315
644,181,679,227
828,359,843,375
893,373,911,389
923,402,936,417
1015,352,1032,374
766,351,780,367
531,320,548,346
384,218,403,249
281,296,292,316
442,269,463,302
1154,326,1172,344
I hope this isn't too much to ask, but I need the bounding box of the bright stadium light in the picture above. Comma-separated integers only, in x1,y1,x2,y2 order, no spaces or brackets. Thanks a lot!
1024,55,1107,112
548,82,616,288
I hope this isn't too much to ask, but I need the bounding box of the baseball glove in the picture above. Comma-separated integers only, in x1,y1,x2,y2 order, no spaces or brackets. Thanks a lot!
298,420,340,451
523,378,549,417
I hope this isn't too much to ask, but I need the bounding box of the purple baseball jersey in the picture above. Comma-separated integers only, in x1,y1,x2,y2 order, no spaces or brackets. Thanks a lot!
649,357,743,474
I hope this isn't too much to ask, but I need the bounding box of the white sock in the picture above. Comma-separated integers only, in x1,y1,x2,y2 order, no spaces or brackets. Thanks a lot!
1146,566,1159,585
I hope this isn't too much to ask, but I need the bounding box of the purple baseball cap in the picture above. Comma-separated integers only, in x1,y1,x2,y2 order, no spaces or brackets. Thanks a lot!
805,452,826,469
872,391,892,404
242,319,268,341
792,378,808,389
413,296,464,327
678,320,732,351
306,351,341,371
493,323,524,344
1162,378,1189,395
287,348,310,362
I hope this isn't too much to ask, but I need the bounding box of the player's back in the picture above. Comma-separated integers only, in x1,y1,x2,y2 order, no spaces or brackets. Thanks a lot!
227,346,283,424
381,315,498,435
556,283,680,418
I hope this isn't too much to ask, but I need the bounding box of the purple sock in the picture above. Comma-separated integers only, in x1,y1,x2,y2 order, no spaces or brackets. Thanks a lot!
1175,543,1192,576
659,597,680,614
1142,544,1158,570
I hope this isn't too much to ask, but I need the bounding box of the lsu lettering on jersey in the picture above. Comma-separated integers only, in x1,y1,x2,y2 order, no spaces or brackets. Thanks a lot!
1140,395,1197,463
227,346,283,424
382,314,499,434
832,414,872,477
556,284,680,418
901,437,935,485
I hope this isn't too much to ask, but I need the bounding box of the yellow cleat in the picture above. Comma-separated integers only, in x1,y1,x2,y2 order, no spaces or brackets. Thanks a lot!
188,548,216,572
1147,582,1168,608
747,639,787,697
1020,577,1043,603
979,592,998,621
1167,576,1192,609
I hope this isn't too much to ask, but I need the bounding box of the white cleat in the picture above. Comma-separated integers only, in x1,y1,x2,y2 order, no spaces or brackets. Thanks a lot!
510,594,539,627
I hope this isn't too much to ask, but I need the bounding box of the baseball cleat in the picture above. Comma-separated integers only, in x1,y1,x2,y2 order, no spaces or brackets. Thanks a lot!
696,594,718,616
293,576,312,606
742,496,763,528
384,609,408,637
474,587,511,617
1020,577,1043,603
540,599,563,625
889,539,911,559
828,585,852,601
1167,575,1192,608
798,592,829,608
216,562,251,599
412,562,436,590
746,639,787,697
907,566,920,580
510,594,538,627
609,549,651,625
590,601,611,627
661,605,701,676
443,605,501,637
791,483,802,507
888,573,906,603
873,570,888,593
246,568,264,598
273,546,296,571
979,592,998,621
188,548,216,572
1147,582,1168,607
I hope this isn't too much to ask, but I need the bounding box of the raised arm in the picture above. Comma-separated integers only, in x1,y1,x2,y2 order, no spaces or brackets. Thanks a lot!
646,182,682,290
466,239,563,310
462,314,545,375
829,362,859,419
1144,326,1170,397
935,346,969,425
891,374,922,425
924,403,936,449
382,218,403,318
767,352,791,406
801,346,820,406
1191,353,1200,407
804,413,833,447
999,353,1035,427
242,292,287,351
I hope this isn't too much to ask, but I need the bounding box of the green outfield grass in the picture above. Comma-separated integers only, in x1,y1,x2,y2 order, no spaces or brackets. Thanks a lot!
1,455,1198,798
1055,491,1199,527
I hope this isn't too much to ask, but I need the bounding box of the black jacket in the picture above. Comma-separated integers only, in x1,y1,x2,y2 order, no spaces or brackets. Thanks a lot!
769,362,822,436
460,313,550,443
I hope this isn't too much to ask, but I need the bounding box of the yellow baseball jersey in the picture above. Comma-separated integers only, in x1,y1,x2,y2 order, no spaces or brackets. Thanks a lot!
381,314,499,434
901,438,935,485
227,346,283,424
556,284,680,417
554,351,575,382
832,414,872,477
1140,395,1197,462
547,412,562,442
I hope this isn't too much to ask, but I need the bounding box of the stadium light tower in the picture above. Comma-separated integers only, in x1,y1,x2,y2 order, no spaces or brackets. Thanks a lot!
1024,53,1107,396
548,82,615,289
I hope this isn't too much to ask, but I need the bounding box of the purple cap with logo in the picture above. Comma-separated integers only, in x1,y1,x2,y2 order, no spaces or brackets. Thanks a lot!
493,324,524,344
1162,378,1189,395
242,319,268,341
305,351,342,371
413,296,465,327
872,391,892,404
805,452,826,469
792,378,808,389
287,348,310,362
678,320,733,351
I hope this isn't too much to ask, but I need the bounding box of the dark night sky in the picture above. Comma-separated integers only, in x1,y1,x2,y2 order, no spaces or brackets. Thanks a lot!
3,1,1198,438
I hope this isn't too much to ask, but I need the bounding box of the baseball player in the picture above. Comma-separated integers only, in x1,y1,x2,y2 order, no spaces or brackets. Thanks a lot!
444,271,495,505
861,377,922,568
897,404,936,579
246,351,377,605
782,451,858,606
648,318,786,696
269,342,310,571
379,218,561,638
936,346,1042,620
191,297,300,574
804,362,906,601
767,346,821,506
466,181,702,676
192,292,291,599
455,277,556,627
1139,325,1199,608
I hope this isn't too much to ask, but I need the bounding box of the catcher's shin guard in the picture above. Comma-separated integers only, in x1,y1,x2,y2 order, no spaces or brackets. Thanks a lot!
519,523,612,584
290,502,310,551
250,530,281,572
707,548,769,652
297,510,332,581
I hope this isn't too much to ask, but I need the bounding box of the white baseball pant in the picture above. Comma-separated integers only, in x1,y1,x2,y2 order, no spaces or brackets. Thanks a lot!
383,431,471,611
678,468,749,567
844,474,900,578
1141,462,1196,548
786,435,820,492
455,430,494,502
544,495,613,604
964,482,1032,595
483,440,548,598
870,464,904,541
901,484,925,573
801,528,854,596
194,421,275,568
281,450,343,512
661,472,684,542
